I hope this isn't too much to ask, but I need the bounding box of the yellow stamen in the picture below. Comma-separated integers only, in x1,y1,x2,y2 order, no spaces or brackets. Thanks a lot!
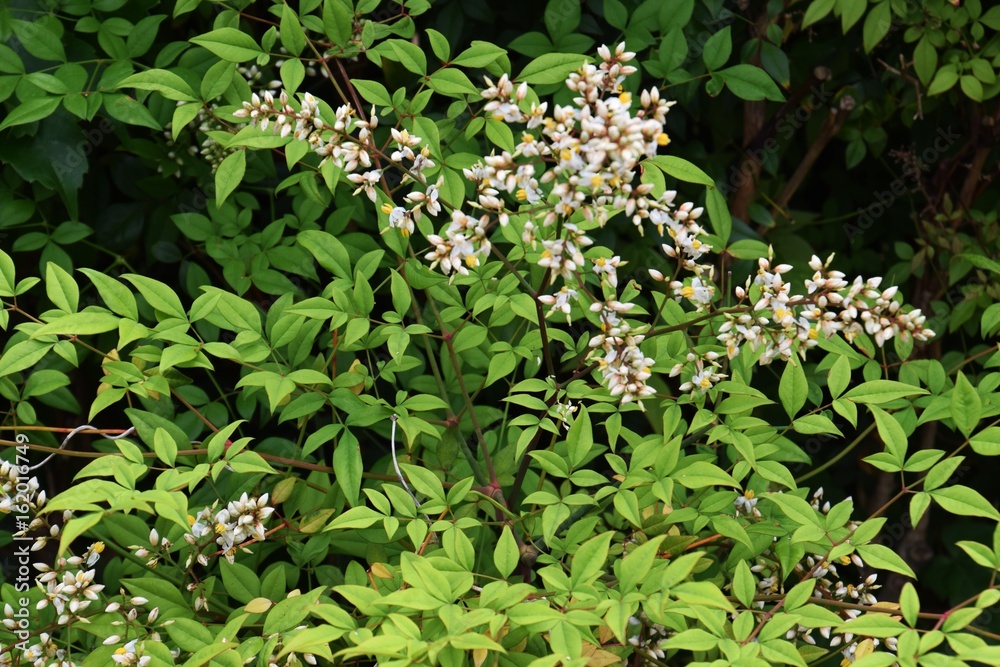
516,189,528,201
464,254,479,268
590,174,604,187
595,257,606,267
699,376,712,389
380,203,394,215
681,286,695,299
559,149,573,162
618,92,631,104
657,132,671,146
92,541,105,553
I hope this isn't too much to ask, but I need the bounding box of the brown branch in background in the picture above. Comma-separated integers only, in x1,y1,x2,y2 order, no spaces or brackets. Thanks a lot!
729,5,771,223
731,101,766,223
768,96,854,222
745,66,833,155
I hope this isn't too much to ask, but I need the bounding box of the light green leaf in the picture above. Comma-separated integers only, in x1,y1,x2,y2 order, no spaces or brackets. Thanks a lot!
190,28,263,62
122,274,186,320
45,262,79,313
31,312,122,337
0,97,62,132
648,155,714,186
215,149,246,206
951,371,981,436
931,485,1000,521
494,525,519,579
518,53,588,84
855,543,916,578
843,380,928,404
673,461,740,489
970,427,1000,456
766,493,820,526
779,360,807,419
118,69,197,101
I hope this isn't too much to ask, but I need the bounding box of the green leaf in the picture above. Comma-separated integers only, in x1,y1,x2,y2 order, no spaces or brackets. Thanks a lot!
426,28,451,62
927,65,958,96
494,525,519,579
122,274,187,320
381,39,427,75
220,561,261,604
334,429,362,507
79,268,139,320
190,28,264,62
298,230,351,279
705,184,731,244
570,532,613,587
648,155,714,186
117,69,197,101
869,405,908,464
280,4,307,56
733,560,755,608
779,360,807,419
931,485,1000,520
841,0,868,32
766,493,821,527
0,97,62,132
855,543,916,578
153,427,178,466
565,405,594,468
792,414,842,436
518,53,588,85
617,536,665,593
784,579,816,611
11,19,65,62
802,0,836,27
662,628,720,651
674,461,739,489
956,541,998,569
702,26,732,71
913,37,938,86
0,341,54,378
351,79,393,106
428,69,479,97
836,614,907,638
452,41,506,68
105,93,162,130
843,380,927,404
900,583,919,627
323,0,353,46
862,1,891,51
970,427,1000,456
951,371,981,436
718,64,784,101
961,75,983,102
31,312,122,337
45,262,79,313
215,149,246,206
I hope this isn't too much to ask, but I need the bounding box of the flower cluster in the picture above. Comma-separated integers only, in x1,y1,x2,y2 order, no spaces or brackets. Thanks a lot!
183,493,275,563
231,43,934,410
0,458,44,516
34,544,106,625
13,632,76,667
588,301,657,406
669,251,936,396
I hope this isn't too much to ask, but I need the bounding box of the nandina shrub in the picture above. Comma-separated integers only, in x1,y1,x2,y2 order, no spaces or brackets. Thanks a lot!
2,1,1000,667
